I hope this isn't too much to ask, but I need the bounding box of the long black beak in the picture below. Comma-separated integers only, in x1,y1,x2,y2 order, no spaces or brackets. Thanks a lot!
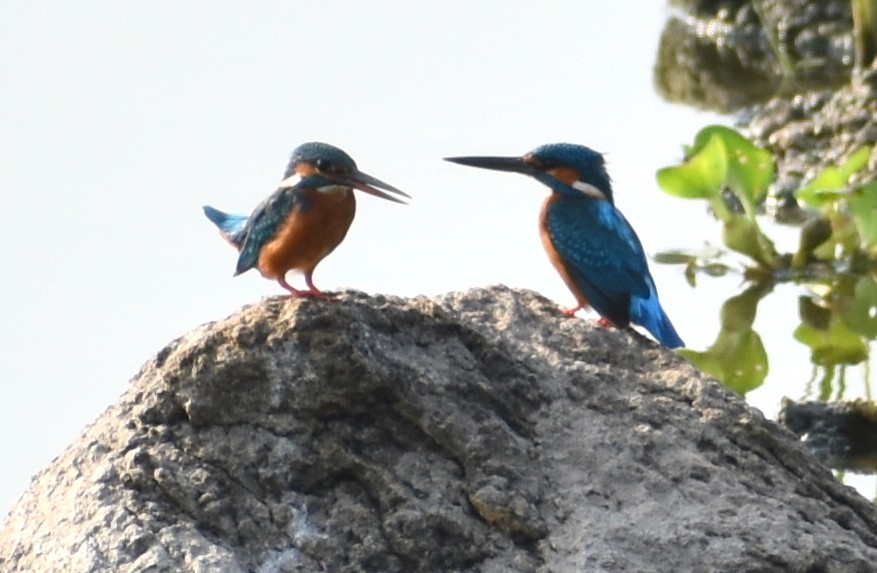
339,168,411,204
444,155,538,176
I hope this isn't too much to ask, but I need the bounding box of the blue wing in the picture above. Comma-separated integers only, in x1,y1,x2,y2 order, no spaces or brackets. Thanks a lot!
629,286,685,348
545,196,649,323
203,205,249,248
545,196,684,347
233,185,313,276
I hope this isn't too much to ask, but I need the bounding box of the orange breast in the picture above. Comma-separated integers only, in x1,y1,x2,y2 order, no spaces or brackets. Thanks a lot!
257,188,356,279
539,194,590,308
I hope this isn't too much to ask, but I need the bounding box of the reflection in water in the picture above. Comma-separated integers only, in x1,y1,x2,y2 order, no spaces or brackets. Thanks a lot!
655,2,853,112
780,398,877,473
655,122,877,490
679,283,771,395
655,17,779,112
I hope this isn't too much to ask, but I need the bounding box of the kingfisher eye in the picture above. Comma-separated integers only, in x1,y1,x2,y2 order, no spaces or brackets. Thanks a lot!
315,158,345,175
523,154,552,171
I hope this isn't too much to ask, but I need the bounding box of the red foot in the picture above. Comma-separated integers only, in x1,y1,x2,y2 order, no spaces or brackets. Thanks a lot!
278,276,337,301
560,301,615,328
289,289,336,301
562,304,583,317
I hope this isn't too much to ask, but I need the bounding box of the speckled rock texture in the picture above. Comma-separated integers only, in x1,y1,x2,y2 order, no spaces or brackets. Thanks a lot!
749,70,877,204
2,286,877,572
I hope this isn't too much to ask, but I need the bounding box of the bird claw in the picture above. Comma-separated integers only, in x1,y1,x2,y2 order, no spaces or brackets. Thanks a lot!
289,289,337,301
561,306,614,329
561,304,583,317
278,277,337,301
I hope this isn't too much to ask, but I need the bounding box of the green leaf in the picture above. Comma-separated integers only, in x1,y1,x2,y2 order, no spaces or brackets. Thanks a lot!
794,318,869,366
795,146,872,207
684,262,697,287
678,285,770,395
691,125,775,209
842,275,877,338
653,244,726,266
847,181,877,248
689,125,745,155
720,286,759,330
796,168,848,207
792,217,833,269
721,214,780,267
652,250,695,265
703,263,732,277
726,143,774,208
656,133,727,200
679,331,768,395
838,145,871,180
799,296,832,330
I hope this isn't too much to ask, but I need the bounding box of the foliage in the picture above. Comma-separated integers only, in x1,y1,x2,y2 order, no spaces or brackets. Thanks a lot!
656,125,780,268
678,284,770,395
656,125,877,397
795,146,877,260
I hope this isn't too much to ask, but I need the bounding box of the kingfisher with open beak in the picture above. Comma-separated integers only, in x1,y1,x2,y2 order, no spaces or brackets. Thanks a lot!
204,142,409,299
445,143,684,348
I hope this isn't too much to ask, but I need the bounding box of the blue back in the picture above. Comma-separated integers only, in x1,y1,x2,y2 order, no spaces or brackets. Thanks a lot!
234,175,325,275
544,195,649,325
543,181,684,348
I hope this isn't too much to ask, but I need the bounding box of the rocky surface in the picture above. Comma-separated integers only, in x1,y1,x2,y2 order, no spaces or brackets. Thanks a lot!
2,286,877,572
749,67,877,208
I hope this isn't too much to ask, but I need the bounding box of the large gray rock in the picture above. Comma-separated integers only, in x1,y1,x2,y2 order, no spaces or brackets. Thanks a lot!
2,286,876,572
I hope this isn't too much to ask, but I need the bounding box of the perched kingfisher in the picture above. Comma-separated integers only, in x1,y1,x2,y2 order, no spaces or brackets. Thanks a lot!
204,142,409,298
445,143,684,348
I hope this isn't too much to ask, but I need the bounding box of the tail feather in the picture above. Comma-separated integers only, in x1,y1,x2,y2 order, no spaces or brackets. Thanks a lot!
630,283,684,349
203,205,248,249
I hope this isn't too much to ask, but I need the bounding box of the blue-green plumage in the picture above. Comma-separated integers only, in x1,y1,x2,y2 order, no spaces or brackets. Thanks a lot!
544,194,649,320
233,177,318,276
203,141,409,298
531,143,615,204
445,143,684,348
202,205,249,248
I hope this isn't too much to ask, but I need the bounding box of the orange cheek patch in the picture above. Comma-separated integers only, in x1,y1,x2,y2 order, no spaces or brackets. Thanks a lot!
296,164,318,176
547,167,580,186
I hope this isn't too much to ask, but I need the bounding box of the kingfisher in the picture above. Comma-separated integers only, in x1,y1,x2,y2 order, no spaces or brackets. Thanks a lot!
204,142,409,298
445,143,684,348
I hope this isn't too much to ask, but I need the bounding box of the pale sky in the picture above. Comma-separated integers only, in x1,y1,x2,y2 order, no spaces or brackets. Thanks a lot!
5,2,849,517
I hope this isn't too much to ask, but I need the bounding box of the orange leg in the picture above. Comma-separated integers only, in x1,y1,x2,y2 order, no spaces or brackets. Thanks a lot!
303,273,336,300
561,304,615,328
562,304,583,317
277,275,336,301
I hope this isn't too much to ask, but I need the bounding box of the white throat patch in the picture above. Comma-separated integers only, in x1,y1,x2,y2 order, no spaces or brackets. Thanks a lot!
571,180,607,200
278,173,302,189
278,173,349,195
316,184,350,194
